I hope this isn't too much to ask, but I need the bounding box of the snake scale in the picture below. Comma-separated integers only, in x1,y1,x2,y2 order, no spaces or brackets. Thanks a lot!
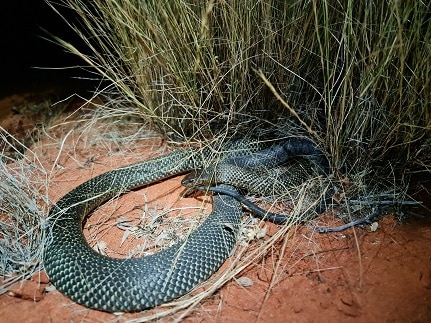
44,138,329,312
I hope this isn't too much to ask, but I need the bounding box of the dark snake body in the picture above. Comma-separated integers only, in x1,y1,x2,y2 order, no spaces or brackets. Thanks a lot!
44,138,328,312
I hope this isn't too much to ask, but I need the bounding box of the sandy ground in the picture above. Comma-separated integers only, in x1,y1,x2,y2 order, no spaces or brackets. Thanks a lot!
0,90,430,322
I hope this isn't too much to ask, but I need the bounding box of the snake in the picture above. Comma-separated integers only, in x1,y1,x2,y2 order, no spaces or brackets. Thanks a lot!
44,137,329,312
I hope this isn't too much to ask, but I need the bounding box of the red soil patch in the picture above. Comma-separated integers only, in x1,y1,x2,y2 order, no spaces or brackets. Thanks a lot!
0,92,430,322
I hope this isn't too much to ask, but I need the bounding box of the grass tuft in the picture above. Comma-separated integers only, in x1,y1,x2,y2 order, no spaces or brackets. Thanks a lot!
0,130,49,292
45,0,430,183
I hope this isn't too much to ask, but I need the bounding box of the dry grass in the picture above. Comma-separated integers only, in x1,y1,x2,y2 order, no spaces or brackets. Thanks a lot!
46,0,430,180
0,129,49,293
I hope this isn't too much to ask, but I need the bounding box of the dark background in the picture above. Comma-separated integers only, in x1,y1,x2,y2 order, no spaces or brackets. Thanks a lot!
0,1,93,96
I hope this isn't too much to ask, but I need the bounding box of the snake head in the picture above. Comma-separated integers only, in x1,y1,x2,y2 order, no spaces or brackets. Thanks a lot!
181,168,217,197
182,168,215,187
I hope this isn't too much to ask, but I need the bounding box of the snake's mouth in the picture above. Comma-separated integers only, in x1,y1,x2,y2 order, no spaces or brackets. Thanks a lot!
181,170,202,197
181,184,199,197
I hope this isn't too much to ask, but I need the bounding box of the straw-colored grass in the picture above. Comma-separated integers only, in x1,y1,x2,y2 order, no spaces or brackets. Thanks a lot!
0,130,49,293
46,0,430,180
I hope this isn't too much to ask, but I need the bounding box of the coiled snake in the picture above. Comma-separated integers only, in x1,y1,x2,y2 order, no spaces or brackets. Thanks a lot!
44,138,329,312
